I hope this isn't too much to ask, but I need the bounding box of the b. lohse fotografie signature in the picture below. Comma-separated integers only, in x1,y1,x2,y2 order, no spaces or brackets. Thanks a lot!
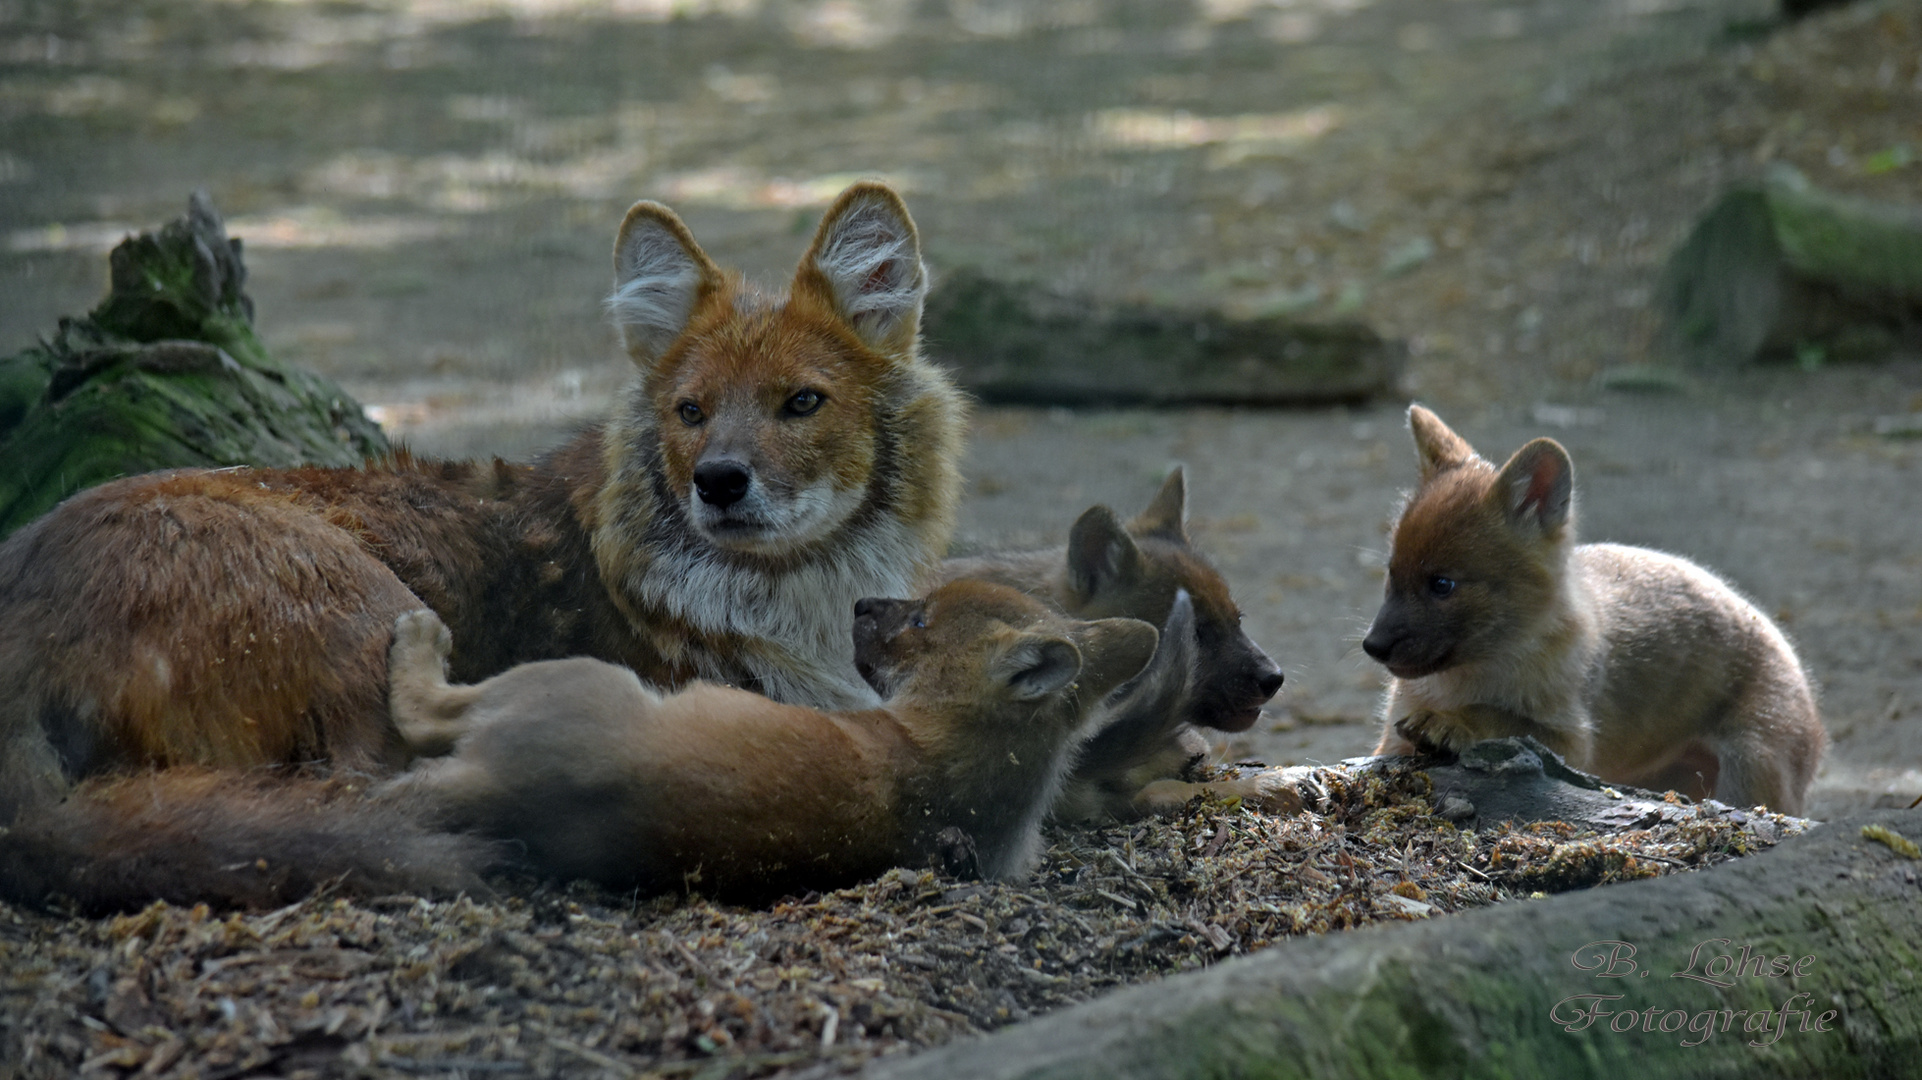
1550,939,1838,1047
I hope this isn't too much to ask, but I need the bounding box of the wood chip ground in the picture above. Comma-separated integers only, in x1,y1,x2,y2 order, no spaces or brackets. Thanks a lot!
1,762,1802,1079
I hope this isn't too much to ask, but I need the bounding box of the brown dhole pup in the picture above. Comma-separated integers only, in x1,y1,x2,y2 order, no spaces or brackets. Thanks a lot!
1362,405,1826,815
935,470,1292,821
0,182,964,911
381,582,1159,898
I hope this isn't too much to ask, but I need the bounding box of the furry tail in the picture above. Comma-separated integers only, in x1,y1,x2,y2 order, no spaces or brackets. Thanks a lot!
0,770,495,915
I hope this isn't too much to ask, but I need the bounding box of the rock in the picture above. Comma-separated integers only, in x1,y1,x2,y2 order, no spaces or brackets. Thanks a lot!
1658,165,1922,367
867,805,1922,1080
1415,736,1690,832
920,267,1405,406
0,192,389,537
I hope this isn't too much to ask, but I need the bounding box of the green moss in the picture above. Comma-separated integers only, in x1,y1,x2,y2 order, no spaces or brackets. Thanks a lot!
0,194,387,538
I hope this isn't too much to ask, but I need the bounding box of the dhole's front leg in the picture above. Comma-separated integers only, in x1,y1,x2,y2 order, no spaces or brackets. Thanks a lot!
1387,704,1583,764
1134,768,1319,817
388,610,485,757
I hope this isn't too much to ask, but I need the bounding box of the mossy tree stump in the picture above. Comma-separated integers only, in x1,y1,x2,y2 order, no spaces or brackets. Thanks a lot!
1659,165,1922,367
0,192,388,538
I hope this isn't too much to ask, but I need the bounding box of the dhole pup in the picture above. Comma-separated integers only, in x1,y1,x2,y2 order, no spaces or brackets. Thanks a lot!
936,470,1293,821
1362,405,1826,814
382,581,1158,898
937,468,1283,732
0,182,965,910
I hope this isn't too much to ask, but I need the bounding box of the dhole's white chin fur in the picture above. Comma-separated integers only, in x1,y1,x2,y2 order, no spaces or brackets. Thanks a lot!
689,479,866,555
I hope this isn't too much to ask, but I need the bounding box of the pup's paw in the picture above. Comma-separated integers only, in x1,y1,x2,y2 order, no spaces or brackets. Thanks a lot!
1394,709,1482,757
1218,768,1319,815
391,608,453,664
1134,768,1323,817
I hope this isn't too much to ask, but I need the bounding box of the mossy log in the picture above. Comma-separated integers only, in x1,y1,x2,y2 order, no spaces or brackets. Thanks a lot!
1659,165,1922,366
871,807,1922,1080
921,268,1405,406
0,192,388,538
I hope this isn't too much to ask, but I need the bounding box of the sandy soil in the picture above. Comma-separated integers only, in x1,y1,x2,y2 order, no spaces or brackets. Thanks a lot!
2,0,1918,816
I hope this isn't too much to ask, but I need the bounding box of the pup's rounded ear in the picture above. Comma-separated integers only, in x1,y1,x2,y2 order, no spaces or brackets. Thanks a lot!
1067,505,1144,602
1493,437,1575,535
994,633,1083,702
606,200,722,368
1408,404,1477,480
1128,466,1188,541
1072,617,1161,702
793,181,927,358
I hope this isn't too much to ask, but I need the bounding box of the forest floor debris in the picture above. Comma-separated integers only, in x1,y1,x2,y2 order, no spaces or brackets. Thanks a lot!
1,761,1803,1079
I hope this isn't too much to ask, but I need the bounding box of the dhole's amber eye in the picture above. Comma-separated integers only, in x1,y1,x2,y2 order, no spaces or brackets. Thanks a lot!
1428,576,1457,598
677,401,705,426
784,389,824,416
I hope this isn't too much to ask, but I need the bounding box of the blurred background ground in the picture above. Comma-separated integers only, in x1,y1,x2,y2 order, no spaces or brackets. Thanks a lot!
2,0,1918,817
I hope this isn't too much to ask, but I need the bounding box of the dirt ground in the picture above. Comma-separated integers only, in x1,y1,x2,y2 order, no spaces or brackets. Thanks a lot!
2,0,1918,814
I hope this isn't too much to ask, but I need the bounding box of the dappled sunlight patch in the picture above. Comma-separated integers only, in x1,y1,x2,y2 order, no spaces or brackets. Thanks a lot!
1200,0,1373,17
6,221,142,255
1090,105,1343,154
652,167,920,209
11,208,455,256
224,209,454,250
786,0,913,49
306,145,649,208
207,0,765,26
354,368,626,449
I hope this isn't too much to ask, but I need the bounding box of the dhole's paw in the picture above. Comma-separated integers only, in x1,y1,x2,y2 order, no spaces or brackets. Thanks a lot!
1393,709,1483,757
1394,704,1540,758
1246,766,1328,815
390,609,453,666
1134,768,1323,817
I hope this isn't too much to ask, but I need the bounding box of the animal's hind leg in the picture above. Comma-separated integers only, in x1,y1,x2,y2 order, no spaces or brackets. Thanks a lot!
388,610,485,757
1712,725,1822,817
1708,671,1826,817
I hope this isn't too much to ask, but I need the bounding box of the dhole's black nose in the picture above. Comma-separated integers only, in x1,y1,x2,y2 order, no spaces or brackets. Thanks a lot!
1361,631,1394,663
854,597,878,618
693,460,751,507
1256,665,1285,698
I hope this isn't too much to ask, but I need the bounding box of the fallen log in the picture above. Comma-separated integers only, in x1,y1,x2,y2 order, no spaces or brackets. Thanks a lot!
1658,165,1922,367
870,805,1922,1079
0,192,388,538
921,267,1405,406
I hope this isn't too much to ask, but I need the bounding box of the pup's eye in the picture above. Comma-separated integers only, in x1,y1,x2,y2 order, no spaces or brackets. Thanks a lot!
677,401,705,426
910,610,928,630
1428,576,1457,598
784,389,824,416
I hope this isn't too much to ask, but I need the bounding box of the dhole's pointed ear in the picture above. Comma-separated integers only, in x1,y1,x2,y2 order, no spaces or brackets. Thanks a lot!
1128,466,1188,541
1073,617,1161,701
1067,505,1144,602
1492,437,1574,535
1408,404,1477,480
794,182,927,357
607,200,722,366
993,632,1083,702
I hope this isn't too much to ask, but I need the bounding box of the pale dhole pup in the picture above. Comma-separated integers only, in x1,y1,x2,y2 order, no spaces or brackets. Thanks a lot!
1362,405,1825,815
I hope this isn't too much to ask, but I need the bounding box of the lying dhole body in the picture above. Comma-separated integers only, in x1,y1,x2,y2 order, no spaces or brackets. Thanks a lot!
934,470,1292,821
383,581,1158,898
0,182,965,911
1362,405,1826,815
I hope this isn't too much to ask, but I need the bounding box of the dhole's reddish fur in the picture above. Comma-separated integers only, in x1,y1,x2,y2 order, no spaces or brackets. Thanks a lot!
381,582,1157,899
0,182,966,911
